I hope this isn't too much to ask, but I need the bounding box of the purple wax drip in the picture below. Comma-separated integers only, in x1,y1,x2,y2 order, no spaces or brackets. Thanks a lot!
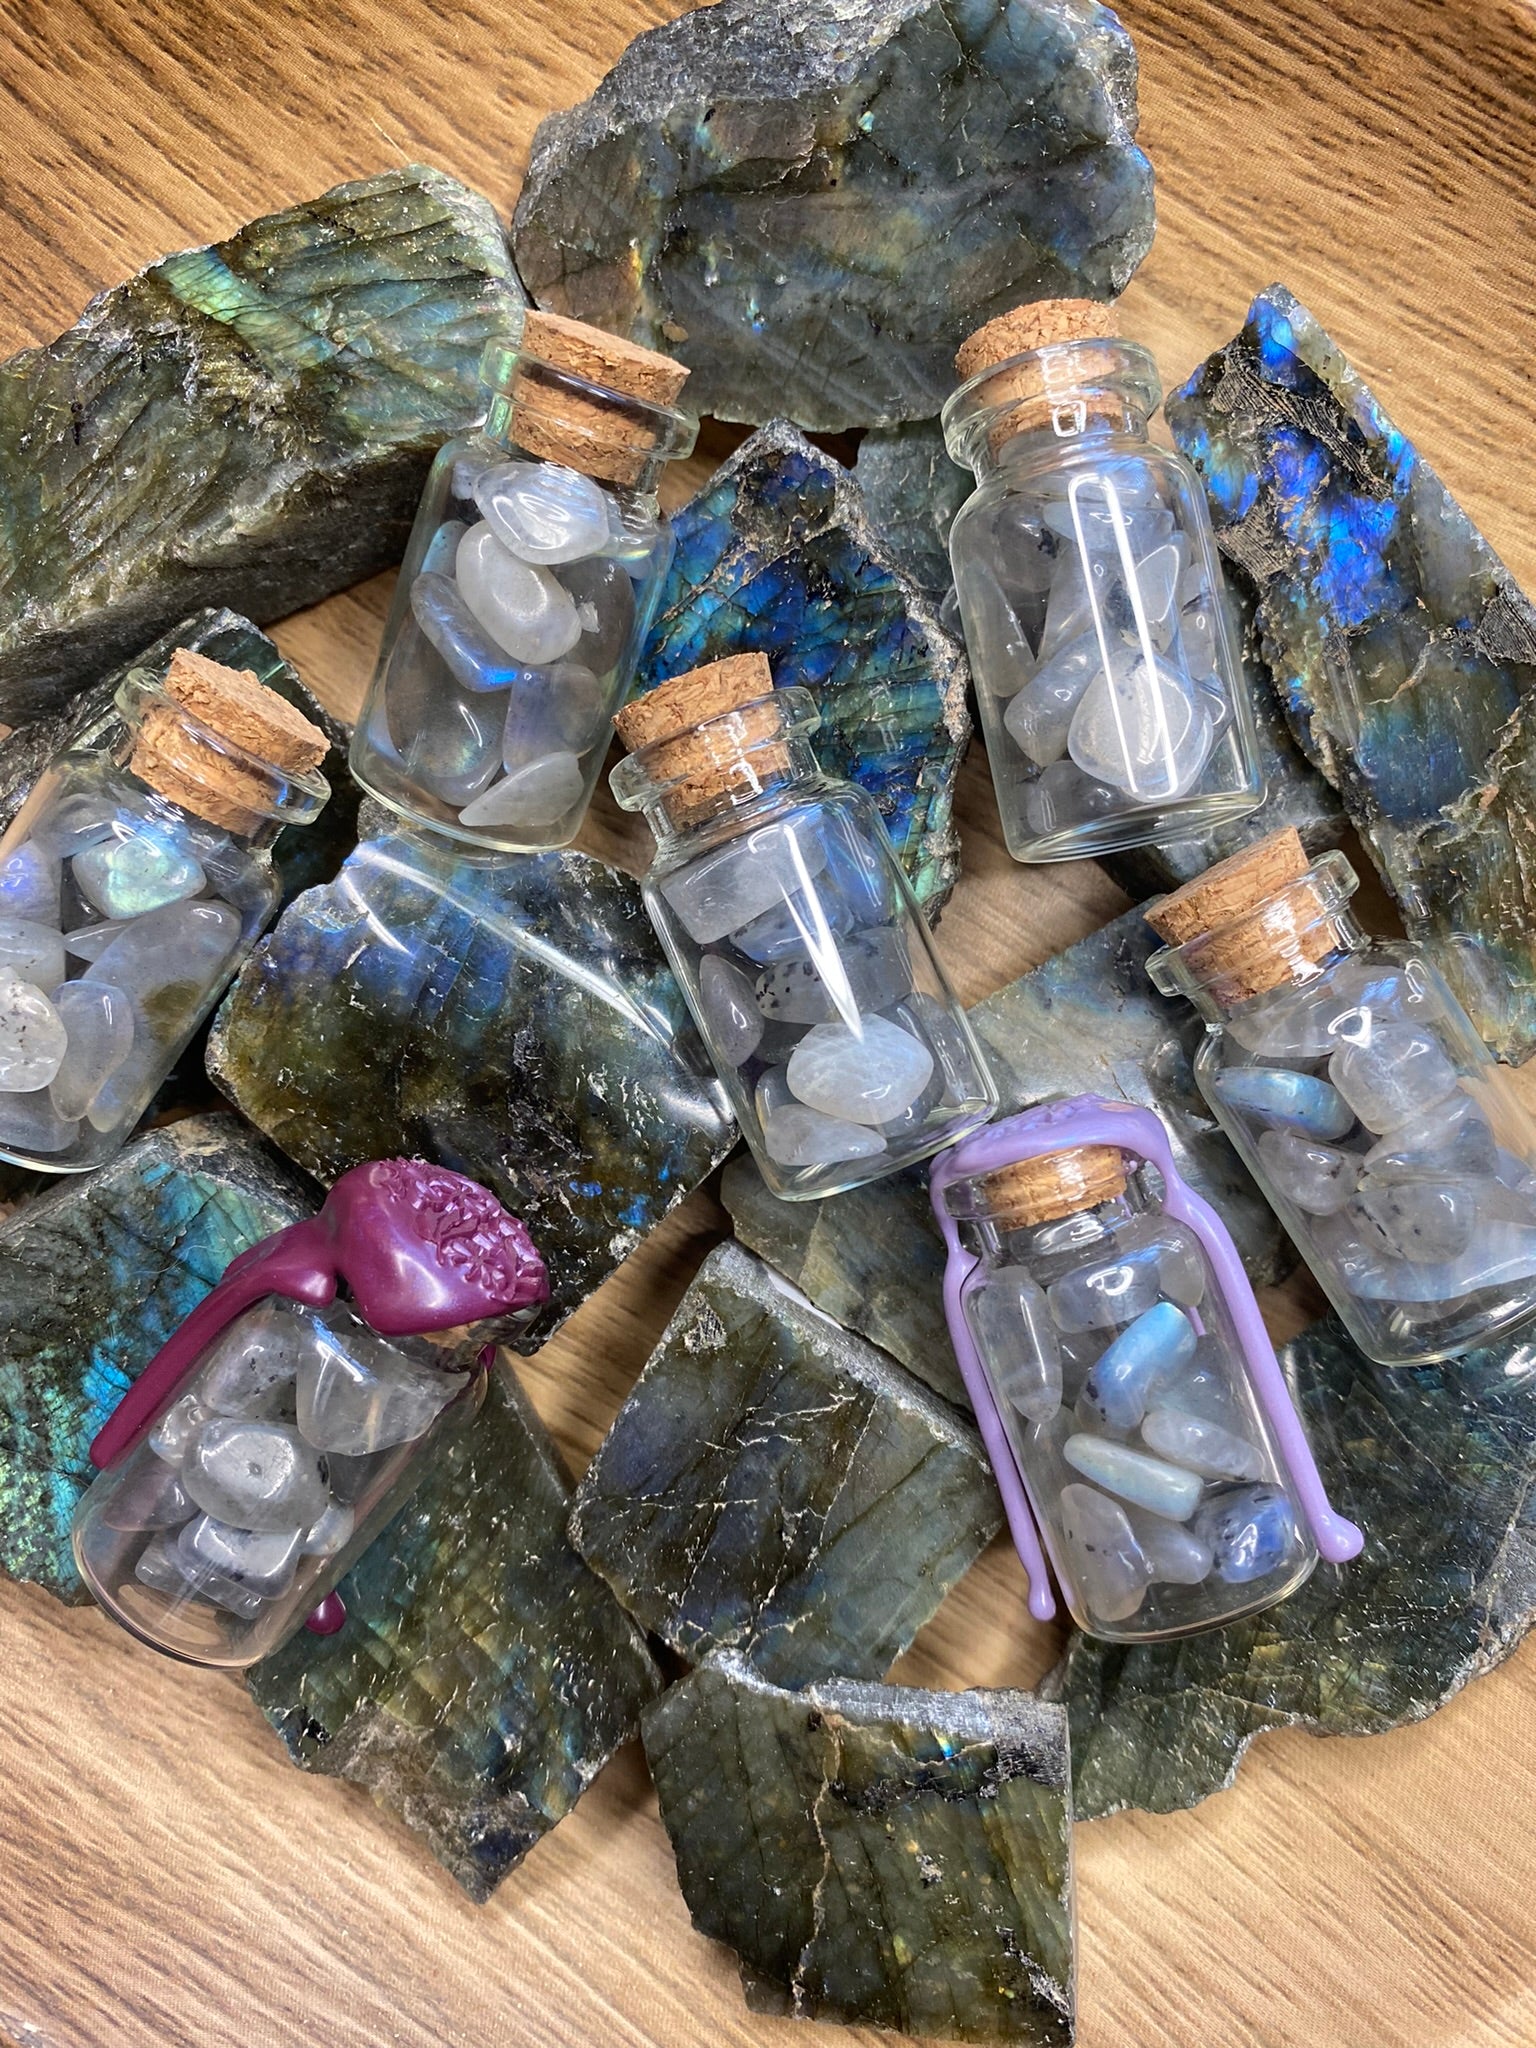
305,1592,347,1636
91,1158,549,1469
930,1095,1364,1621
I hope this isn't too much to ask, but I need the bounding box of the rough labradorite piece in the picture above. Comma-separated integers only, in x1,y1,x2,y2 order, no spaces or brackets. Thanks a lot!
513,0,1153,432
0,166,526,723
724,905,1289,1404
1168,283,1536,1060
0,1114,315,1600
569,1240,1000,1685
639,419,970,911
1045,1316,1536,1819
206,823,736,1341
249,1360,661,1902
852,420,971,604
643,1654,1075,2044
0,609,362,911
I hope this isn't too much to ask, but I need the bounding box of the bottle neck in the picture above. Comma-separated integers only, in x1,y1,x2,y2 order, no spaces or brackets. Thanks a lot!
114,673,328,847
639,735,825,850
943,337,1162,480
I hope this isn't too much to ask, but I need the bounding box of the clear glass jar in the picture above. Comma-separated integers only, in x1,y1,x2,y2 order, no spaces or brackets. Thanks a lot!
351,319,696,853
936,1119,1328,1641
1147,844,1536,1366
0,666,328,1171
943,327,1263,862
610,664,997,1199
73,1296,488,1667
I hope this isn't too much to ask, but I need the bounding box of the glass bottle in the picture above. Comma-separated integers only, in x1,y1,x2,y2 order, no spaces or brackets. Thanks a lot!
73,1159,548,1668
1145,827,1536,1366
351,310,696,853
932,1096,1362,1642
942,299,1263,863
0,648,329,1171
610,653,997,1199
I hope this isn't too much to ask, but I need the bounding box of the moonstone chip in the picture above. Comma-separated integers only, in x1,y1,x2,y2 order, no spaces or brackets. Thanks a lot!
48,980,133,1120
182,1416,330,1532
86,899,243,1007
1068,657,1212,799
394,651,505,803
457,751,584,830
456,522,583,664
1022,758,1123,836
699,953,764,1066
410,569,536,693
659,820,830,945
1003,628,1100,766
32,791,121,861
136,1531,263,1619
0,972,67,1093
73,831,205,920
786,1014,932,1125
1076,1301,1196,1430
1192,1482,1300,1584
196,1299,310,1420
179,1513,305,1598
148,1391,206,1464
0,843,61,924
474,459,611,565
1362,1090,1497,1182
754,925,912,1025
562,554,638,676
1124,1504,1213,1586
1329,1025,1460,1134
501,661,604,767
1257,1126,1358,1214
1046,1229,1204,1336
420,518,468,577
62,923,127,963
759,1097,887,1169
296,1337,462,1456
99,1456,194,1533
1212,1065,1354,1140
1224,958,1413,1058
1141,1405,1265,1483
1059,1482,1151,1621
1353,1175,1478,1263
0,918,66,994
1062,1435,1203,1521
967,1266,1062,1424
302,1499,355,1558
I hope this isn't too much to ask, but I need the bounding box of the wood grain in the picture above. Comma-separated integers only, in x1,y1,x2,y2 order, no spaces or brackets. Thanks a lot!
2,1,1535,2044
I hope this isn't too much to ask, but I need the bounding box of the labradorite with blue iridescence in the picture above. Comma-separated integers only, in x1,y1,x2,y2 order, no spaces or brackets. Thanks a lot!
249,1361,661,1902
1078,1301,1196,1431
1211,1066,1354,1140
568,1240,999,1686
207,821,736,1341
514,0,1152,434
1046,1315,1536,1819
0,1114,314,1600
1168,283,1536,1061
639,420,971,912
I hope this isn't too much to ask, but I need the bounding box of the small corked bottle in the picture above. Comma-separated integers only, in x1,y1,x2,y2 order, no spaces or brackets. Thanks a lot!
609,652,997,1200
73,1159,549,1668
352,309,697,853
1145,827,1536,1365
0,647,329,1171
942,298,1263,862
932,1097,1362,1641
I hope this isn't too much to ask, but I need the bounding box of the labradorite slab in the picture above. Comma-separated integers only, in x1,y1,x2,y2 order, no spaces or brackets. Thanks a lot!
0,166,526,723
0,1114,315,1601
643,1655,1075,2043
206,825,736,1341
1045,1317,1536,1819
569,1240,1000,1685
250,1360,661,1901
639,419,970,910
724,905,1289,1404
513,0,1153,432
1168,283,1536,1060
852,420,970,604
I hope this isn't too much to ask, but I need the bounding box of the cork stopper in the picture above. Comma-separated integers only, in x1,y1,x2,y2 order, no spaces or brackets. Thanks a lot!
954,298,1120,451
512,311,690,488
613,654,788,822
980,1145,1129,1228
1144,827,1337,1002
130,648,329,834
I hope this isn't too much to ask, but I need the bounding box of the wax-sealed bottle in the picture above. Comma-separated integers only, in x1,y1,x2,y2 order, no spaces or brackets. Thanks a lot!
943,299,1263,863
0,648,329,1171
609,653,997,1199
73,1160,548,1668
1145,828,1536,1366
932,1097,1362,1641
351,311,696,853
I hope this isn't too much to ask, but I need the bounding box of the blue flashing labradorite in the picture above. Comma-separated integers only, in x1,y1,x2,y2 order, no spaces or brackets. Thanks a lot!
639,420,971,911
1079,1301,1197,1431
0,1114,315,1600
1168,283,1536,1062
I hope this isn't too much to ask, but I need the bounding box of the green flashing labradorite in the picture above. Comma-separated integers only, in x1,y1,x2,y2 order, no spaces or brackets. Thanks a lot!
644,1655,1075,2043
514,0,1153,431
0,167,526,723
569,1240,1001,1685
1045,1316,1536,1818
250,1361,661,1902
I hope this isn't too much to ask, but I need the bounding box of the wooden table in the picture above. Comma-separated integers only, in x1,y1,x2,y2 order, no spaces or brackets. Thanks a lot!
2,2,1535,2043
